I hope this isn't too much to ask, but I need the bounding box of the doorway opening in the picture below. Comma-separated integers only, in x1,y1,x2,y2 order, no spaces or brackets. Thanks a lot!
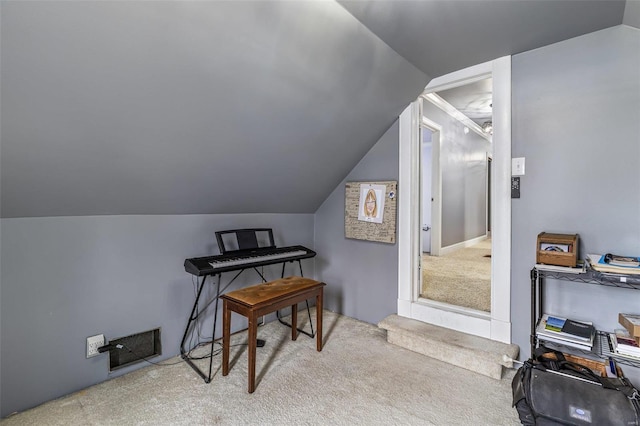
419,80,493,313
397,57,512,343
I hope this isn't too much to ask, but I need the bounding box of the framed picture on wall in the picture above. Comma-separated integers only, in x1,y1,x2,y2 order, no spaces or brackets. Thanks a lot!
357,183,386,224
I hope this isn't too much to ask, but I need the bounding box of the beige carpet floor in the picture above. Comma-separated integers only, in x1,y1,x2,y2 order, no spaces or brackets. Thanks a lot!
1,309,519,425
421,239,491,312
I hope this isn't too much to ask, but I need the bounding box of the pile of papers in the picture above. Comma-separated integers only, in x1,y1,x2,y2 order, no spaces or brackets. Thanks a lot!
587,254,640,275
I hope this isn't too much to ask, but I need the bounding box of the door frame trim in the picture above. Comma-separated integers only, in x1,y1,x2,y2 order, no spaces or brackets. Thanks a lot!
397,56,512,343
419,116,442,258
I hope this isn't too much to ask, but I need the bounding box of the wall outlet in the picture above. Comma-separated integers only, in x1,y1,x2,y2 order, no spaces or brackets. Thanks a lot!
87,334,105,358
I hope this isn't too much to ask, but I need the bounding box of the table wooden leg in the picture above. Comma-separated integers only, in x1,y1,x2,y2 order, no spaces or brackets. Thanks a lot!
316,289,323,352
248,312,257,393
291,304,298,341
222,300,230,376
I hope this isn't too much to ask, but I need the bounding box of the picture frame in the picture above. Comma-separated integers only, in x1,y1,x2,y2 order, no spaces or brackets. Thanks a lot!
357,183,386,224
345,181,397,244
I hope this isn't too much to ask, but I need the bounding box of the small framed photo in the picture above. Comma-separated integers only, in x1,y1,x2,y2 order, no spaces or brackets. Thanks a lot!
358,184,386,223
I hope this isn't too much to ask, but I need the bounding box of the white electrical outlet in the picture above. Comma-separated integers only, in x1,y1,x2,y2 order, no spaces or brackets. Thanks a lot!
87,334,105,358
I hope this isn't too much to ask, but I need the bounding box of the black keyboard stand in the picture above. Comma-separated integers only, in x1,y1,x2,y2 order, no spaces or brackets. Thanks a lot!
180,273,221,383
180,259,313,383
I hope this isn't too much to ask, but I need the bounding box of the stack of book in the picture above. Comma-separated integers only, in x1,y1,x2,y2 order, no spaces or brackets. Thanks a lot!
610,313,640,359
536,313,595,350
587,254,640,275
535,260,586,274
610,331,640,359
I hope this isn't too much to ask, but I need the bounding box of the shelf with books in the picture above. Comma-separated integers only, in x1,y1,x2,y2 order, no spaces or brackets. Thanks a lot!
538,330,601,357
599,331,640,369
531,266,640,370
539,331,640,369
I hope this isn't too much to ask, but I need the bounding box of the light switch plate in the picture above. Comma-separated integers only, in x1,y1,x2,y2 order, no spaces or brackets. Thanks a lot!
512,157,525,176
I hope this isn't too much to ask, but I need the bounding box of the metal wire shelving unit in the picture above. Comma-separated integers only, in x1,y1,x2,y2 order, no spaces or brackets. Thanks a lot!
531,267,640,368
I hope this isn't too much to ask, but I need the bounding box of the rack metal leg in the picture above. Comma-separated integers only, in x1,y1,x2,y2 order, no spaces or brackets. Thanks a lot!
530,268,537,357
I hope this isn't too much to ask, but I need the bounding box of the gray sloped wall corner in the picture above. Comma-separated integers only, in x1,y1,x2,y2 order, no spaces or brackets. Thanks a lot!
314,120,399,325
0,1,428,218
511,24,640,374
0,213,314,417
623,0,640,28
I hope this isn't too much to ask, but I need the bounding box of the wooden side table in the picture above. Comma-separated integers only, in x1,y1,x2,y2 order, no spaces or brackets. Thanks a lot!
221,276,325,393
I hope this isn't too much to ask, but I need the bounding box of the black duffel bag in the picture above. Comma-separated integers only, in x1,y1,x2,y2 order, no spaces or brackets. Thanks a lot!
512,348,640,425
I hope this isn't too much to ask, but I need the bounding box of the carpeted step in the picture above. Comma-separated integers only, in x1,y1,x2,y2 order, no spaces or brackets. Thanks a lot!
378,314,519,379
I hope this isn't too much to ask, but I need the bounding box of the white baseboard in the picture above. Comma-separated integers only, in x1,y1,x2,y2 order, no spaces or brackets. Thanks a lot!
439,235,488,256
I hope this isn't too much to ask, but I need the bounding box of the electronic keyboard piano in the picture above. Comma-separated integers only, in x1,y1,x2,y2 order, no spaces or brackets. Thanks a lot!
184,245,316,277
182,229,316,383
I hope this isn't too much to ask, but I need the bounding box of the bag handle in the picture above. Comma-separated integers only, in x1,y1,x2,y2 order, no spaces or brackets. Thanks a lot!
534,347,640,398
533,347,566,370
533,347,616,389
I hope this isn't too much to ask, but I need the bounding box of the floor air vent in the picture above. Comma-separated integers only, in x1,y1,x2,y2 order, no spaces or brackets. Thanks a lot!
108,328,161,371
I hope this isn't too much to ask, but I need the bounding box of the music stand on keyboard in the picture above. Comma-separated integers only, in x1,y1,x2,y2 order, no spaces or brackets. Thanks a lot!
215,228,276,254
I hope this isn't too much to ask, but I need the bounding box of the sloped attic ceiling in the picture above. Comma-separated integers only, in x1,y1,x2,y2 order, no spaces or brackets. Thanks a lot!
0,1,629,218
0,1,428,218
338,0,625,78
339,0,627,78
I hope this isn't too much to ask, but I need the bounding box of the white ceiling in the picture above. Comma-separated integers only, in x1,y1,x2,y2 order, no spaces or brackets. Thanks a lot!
436,78,493,127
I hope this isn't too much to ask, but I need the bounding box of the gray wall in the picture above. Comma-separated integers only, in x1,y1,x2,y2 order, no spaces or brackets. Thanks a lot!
314,121,399,325
624,0,640,28
511,23,640,372
0,214,314,416
422,102,491,247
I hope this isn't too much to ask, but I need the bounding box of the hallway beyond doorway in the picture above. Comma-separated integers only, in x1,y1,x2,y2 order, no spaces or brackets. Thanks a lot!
421,238,491,312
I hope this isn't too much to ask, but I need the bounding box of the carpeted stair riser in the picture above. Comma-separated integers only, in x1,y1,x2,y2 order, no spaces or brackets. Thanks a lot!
379,314,519,380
